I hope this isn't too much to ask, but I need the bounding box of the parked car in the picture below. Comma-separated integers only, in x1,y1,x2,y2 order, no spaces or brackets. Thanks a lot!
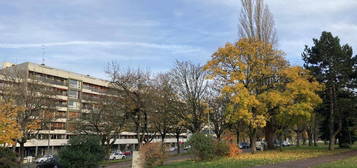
184,145,191,150
109,152,126,160
239,142,250,149
256,141,264,151
282,141,291,147
166,147,177,152
274,142,281,148
35,155,54,164
168,147,177,152
122,151,132,156
36,155,61,168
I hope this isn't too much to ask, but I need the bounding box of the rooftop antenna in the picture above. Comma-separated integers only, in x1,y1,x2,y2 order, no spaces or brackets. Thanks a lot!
41,45,46,65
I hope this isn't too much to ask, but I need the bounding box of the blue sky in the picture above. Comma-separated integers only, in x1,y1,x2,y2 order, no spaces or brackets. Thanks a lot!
1,0,357,79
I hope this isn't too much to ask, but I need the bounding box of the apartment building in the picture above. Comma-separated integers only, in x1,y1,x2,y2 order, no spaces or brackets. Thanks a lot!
0,62,187,157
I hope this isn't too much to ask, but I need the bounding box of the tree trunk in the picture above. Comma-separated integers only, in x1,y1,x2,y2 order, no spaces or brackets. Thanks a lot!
331,119,342,147
296,130,301,147
161,134,166,144
250,128,257,154
137,132,143,151
307,129,313,146
278,133,283,151
348,128,352,145
19,142,25,161
236,129,240,145
176,133,180,154
104,140,112,159
328,86,335,150
313,114,318,146
302,131,307,145
217,133,221,141
265,121,275,150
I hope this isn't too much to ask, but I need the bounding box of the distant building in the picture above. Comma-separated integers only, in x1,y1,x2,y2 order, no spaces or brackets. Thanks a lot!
0,62,187,157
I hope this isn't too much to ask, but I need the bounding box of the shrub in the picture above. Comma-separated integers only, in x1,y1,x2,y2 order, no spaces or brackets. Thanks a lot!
221,130,241,157
187,133,215,161
214,140,230,157
0,147,19,168
58,135,105,168
139,142,166,168
228,143,240,157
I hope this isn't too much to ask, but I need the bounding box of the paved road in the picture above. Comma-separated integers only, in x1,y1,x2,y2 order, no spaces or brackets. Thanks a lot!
251,150,357,168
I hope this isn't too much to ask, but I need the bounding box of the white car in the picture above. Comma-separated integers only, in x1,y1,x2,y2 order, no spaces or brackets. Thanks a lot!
109,152,126,160
35,154,53,163
282,141,291,147
184,145,191,150
256,141,264,151
168,147,177,152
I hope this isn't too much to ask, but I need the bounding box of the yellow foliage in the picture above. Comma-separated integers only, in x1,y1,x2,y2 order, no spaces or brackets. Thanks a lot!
205,38,323,130
0,103,22,145
27,119,41,130
205,38,287,129
278,66,323,123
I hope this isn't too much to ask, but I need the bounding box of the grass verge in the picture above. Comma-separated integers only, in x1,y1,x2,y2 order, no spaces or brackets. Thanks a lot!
314,155,357,168
100,158,130,165
158,145,353,168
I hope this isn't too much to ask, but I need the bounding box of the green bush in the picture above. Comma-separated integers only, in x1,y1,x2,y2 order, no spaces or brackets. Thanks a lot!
214,140,229,157
0,147,19,168
58,135,105,168
187,133,215,161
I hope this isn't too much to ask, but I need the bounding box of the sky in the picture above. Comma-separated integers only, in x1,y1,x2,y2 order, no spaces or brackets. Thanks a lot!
0,0,356,79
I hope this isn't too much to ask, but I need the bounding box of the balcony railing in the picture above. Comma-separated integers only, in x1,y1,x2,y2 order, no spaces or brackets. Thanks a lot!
37,77,67,86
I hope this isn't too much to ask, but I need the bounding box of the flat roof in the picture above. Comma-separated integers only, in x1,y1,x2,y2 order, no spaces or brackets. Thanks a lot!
14,62,110,87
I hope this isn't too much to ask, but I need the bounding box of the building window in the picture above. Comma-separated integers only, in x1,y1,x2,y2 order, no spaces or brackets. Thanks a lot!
68,100,80,110
69,79,81,89
68,90,79,99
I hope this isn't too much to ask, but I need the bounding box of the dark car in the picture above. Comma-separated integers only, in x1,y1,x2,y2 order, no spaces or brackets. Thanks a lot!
36,156,62,168
239,142,250,149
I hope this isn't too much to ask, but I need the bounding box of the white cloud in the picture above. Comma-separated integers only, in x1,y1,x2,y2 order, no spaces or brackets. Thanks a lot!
0,41,201,53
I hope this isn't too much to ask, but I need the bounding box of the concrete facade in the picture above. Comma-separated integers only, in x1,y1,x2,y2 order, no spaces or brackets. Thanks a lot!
0,62,186,157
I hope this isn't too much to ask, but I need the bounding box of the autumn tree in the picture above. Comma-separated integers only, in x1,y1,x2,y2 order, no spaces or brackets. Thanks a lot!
77,88,127,156
170,61,209,133
0,67,57,160
239,0,277,45
106,63,155,149
171,120,186,154
302,31,357,150
151,73,178,144
205,38,286,153
272,67,322,147
0,103,22,146
151,73,187,153
206,81,230,141
238,0,284,149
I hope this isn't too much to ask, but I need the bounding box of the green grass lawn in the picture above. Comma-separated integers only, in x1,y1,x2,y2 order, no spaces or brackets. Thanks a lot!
157,144,355,168
314,155,357,168
100,158,130,165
